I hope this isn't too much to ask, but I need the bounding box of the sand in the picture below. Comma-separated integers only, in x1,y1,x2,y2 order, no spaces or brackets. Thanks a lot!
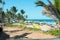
3,27,56,39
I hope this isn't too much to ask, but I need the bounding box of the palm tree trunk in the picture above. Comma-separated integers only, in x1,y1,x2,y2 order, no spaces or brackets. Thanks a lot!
8,18,10,23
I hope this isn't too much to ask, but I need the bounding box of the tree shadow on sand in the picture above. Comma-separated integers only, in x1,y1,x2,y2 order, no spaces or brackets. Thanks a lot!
0,31,10,40
0,28,9,40
4,30,23,33
14,32,32,39
0,27,32,40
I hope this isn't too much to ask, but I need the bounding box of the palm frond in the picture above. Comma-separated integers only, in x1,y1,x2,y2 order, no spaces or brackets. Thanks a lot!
47,0,60,19
35,1,46,7
0,0,2,3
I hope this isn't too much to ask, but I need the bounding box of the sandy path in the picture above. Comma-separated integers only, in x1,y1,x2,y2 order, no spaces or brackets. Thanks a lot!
3,27,56,39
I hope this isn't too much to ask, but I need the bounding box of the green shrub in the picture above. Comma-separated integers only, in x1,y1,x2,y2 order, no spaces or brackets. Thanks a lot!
46,29,60,37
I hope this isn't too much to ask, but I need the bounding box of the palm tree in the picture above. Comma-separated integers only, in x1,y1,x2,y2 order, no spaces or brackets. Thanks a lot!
17,13,24,20
20,9,26,21
0,0,5,32
17,13,21,20
0,0,5,23
54,0,60,23
35,0,60,27
0,8,3,23
10,6,17,14
20,9,25,15
10,6,17,21
6,9,12,23
0,0,5,9
54,0,60,13
16,9,27,21
0,0,2,3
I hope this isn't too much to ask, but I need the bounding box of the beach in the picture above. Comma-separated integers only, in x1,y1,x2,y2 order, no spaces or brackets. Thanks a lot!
3,27,56,39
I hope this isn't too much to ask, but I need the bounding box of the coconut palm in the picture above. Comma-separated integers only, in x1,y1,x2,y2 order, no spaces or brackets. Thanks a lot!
0,0,2,3
20,9,25,15
10,6,17,21
0,0,5,9
0,8,3,23
16,9,27,21
54,0,60,13
35,0,60,25
10,6,17,14
17,13,24,21
0,0,5,23
6,9,12,23
20,9,25,20
17,13,22,21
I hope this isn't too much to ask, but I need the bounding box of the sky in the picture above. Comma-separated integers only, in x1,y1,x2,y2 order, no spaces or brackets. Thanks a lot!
3,0,53,19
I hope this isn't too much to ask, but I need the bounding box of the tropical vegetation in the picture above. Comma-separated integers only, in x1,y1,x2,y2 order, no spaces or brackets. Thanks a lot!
0,0,27,24
35,0,60,28
35,0,60,37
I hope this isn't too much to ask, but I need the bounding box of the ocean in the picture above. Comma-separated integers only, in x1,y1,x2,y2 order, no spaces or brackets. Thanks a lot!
26,19,57,26
26,19,56,22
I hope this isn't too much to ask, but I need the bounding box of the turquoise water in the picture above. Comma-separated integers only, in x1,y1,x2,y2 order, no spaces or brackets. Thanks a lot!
26,19,56,22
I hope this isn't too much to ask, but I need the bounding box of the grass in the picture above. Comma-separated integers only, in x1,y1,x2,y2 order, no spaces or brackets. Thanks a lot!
5,23,40,31
5,23,12,27
5,23,23,28
23,27,40,31
45,29,60,38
